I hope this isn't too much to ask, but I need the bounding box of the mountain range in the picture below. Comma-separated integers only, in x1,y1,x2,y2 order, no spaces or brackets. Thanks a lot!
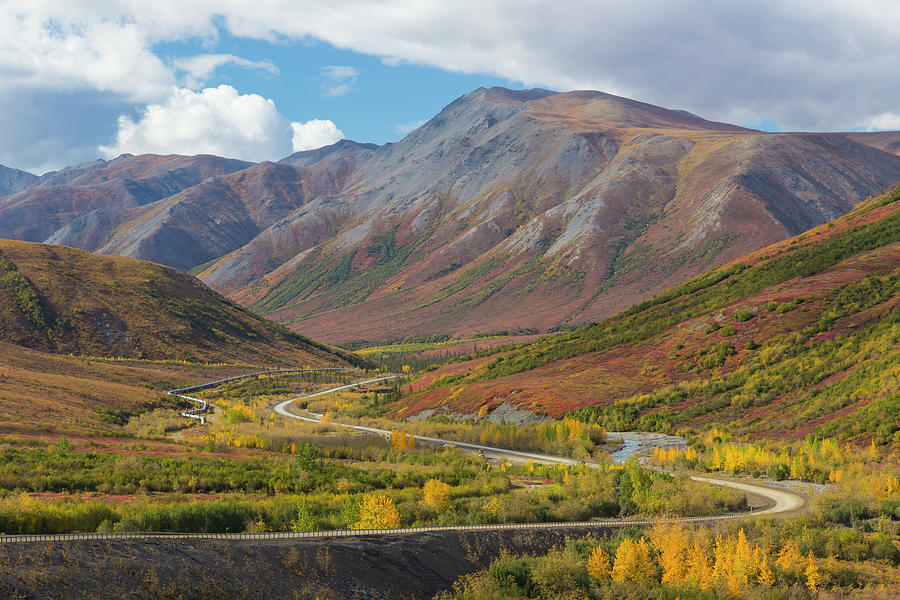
2,87,900,344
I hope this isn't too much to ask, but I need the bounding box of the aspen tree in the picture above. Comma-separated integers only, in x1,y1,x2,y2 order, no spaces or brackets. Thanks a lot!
805,551,822,594
776,539,803,573
686,540,713,590
650,521,688,585
756,549,775,586
352,494,401,529
423,479,452,510
586,545,611,580
731,528,755,590
612,537,654,583
712,534,732,584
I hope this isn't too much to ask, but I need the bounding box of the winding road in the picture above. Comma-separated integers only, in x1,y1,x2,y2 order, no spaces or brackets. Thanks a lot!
0,374,805,544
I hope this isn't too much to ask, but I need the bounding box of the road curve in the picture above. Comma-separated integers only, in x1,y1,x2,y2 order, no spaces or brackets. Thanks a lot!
689,475,805,516
273,379,584,467
169,367,348,424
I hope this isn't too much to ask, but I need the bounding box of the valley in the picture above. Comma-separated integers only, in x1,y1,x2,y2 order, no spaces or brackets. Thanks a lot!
0,87,897,600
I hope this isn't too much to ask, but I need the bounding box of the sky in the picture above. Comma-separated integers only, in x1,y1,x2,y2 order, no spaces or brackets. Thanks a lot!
1,1,899,174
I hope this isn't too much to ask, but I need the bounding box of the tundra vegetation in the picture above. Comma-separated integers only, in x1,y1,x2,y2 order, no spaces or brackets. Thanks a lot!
436,429,899,599
436,515,899,599
0,430,742,535
401,187,900,446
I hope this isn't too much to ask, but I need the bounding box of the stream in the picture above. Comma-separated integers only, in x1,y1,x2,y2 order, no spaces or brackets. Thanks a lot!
606,431,688,463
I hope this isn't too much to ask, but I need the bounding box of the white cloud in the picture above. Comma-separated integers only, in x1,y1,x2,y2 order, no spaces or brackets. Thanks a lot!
173,54,278,88
99,85,296,162
320,65,360,97
98,85,344,162
291,119,344,152
866,113,900,131
0,10,173,101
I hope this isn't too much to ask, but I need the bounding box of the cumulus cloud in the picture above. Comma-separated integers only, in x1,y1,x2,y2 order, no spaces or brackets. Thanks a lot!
98,85,343,162
99,85,296,162
0,10,173,101
291,119,344,152
320,65,360,97
174,54,279,88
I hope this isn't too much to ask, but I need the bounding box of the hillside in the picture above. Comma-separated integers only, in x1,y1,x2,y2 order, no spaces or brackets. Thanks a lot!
0,343,253,435
0,239,363,367
399,185,900,443
2,89,900,343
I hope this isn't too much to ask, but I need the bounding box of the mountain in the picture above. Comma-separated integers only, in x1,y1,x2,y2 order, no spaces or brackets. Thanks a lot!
399,185,900,442
845,131,900,157
2,88,900,344
211,88,900,343
0,164,38,196
92,160,341,271
0,238,365,367
0,154,252,245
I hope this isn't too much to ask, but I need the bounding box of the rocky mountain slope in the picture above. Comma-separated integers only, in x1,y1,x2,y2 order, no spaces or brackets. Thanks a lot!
0,164,38,197
400,186,900,442
2,88,900,344
0,238,363,366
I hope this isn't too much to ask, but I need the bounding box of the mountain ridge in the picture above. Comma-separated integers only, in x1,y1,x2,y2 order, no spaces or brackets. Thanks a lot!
0,164,38,197
1,88,900,343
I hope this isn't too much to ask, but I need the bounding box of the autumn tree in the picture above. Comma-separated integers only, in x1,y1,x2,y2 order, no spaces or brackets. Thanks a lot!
685,540,713,590
586,545,611,580
650,521,688,585
611,537,654,583
756,548,775,586
352,494,401,529
776,539,804,573
805,551,822,594
423,479,452,510
390,429,415,450
712,533,732,584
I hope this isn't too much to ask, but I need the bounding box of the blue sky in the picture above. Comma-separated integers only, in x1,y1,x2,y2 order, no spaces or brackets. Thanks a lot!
155,33,524,146
1,1,898,173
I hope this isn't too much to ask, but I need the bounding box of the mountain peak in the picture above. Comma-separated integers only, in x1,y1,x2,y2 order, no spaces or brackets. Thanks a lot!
280,139,381,168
